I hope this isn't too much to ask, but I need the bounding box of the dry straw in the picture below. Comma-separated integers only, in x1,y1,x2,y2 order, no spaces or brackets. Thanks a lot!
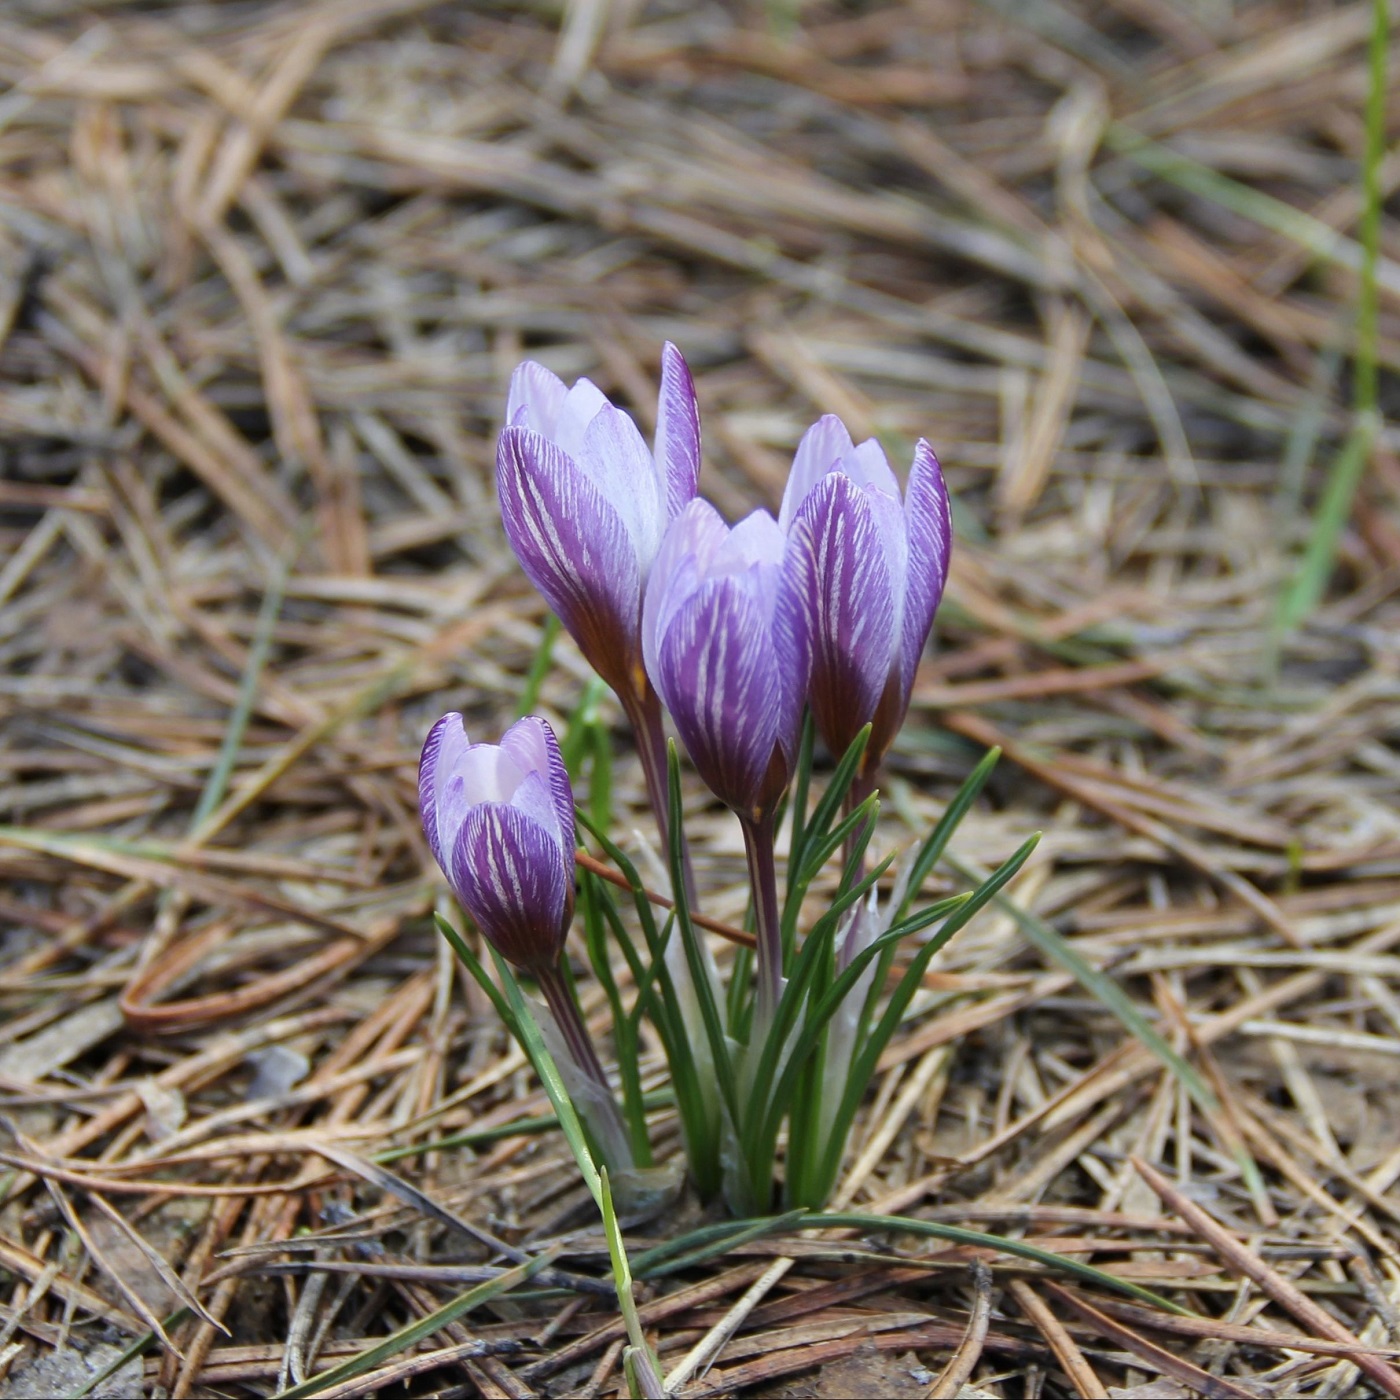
0,0,1397,1393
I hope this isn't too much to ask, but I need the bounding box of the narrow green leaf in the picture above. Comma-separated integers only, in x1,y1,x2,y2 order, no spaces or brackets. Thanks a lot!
810,1213,1191,1315
276,1249,558,1398
895,746,1000,924
947,854,1219,1118
666,742,742,1134
631,1210,810,1278
488,949,603,1203
190,547,296,838
785,710,817,902
810,837,1040,1200
434,913,522,1042
515,612,561,719
582,874,651,1164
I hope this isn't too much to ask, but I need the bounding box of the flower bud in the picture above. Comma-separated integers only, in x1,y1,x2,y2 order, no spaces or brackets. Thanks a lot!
642,500,808,821
495,345,700,705
781,417,950,768
418,713,576,971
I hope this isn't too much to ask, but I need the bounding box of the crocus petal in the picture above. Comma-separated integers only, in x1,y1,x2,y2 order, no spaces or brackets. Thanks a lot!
553,378,611,459
419,712,472,871
772,552,811,764
642,498,729,691
655,342,700,518
778,415,854,534
578,404,665,566
656,577,782,816
499,715,575,852
841,438,900,498
715,509,786,574
900,438,952,695
497,425,641,693
506,362,568,435
454,805,570,970
788,474,897,757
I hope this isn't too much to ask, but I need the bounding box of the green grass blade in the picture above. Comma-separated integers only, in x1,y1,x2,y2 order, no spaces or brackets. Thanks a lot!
582,875,651,1164
947,855,1218,1117
809,1214,1191,1314
276,1249,558,1398
811,837,1040,1200
665,743,742,1134
785,710,816,901
434,913,522,1041
515,612,561,719
631,1210,810,1278
190,548,295,838
1278,419,1376,629
895,746,1000,924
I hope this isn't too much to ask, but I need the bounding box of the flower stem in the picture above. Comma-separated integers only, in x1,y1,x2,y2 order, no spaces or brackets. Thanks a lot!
536,961,632,1165
625,686,697,906
843,770,877,881
741,811,783,1033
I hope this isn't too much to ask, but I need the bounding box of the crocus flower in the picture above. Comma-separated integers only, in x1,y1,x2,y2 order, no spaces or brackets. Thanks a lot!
418,713,576,972
781,416,951,770
496,345,701,707
642,500,808,824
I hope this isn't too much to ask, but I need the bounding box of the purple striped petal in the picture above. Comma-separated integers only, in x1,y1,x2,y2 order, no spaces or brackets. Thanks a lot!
419,712,472,872
772,551,811,765
655,342,700,519
788,474,897,758
842,438,900,498
778,415,854,534
577,404,665,564
499,715,575,852
655,577,783,818
900,438,952,696
506,361,568,434
497,425,641,694
715,509,786,574
553,378,610,459
453,804,571,970
642,498,728,692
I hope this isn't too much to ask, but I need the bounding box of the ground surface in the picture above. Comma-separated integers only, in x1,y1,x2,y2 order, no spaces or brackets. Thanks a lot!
2,0,1400,1395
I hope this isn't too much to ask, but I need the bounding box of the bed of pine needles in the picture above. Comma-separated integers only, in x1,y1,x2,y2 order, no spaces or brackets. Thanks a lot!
2,0,1400,1395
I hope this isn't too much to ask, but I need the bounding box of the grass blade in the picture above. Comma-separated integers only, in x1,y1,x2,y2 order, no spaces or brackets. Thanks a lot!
947,855,1219,1117
276,1249,559,1398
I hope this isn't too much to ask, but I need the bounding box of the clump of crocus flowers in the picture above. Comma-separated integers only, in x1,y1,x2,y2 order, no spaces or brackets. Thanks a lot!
420,346,1035,1215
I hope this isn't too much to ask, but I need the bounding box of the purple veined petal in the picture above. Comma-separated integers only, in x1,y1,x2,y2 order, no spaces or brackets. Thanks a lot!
453,804,571,970
553,378,611,459
499,715,575,852
841,438,900,498
777,414,854,533
577,404,665,565
655,577,783,817
900,438,952,696
419,712,473,872
497,426,642,695
788,474,897,758
642,498,729,693
714,509,785,575
506,362,568,436
861,483,909,652
654,342,701,519
509,770,567,850
772,546,812,765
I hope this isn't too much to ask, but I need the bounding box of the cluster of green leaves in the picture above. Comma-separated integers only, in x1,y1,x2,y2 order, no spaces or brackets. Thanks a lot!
572,723,1037,1216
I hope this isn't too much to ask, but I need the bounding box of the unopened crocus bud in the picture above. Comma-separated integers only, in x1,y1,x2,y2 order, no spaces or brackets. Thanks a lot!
418,713,575,971
496,345,700,706
781,416,951,770
642,500,808,823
